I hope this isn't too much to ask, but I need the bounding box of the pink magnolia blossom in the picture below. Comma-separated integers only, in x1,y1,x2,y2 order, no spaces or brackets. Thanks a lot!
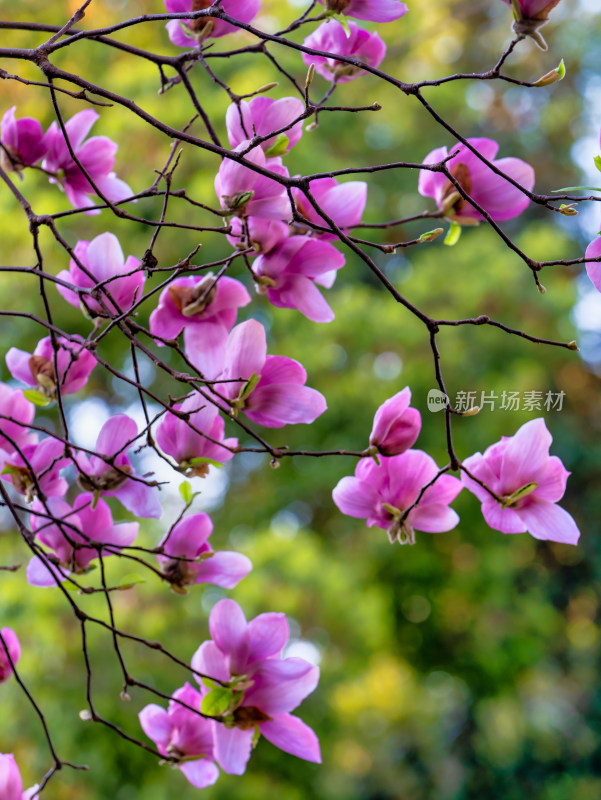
150,274,250,375
74,415,162,519
302,21,386,83
0,383,37,453
215,143,291,221
0,437,69,502
42,109,132,214
226,97,305,156
227,217,289,255
253,236,346,322
189,319,327,427
6,336,96,401
0,754,38,800
157,513,251,592
333,450,462,544
317,0,408,22
155,394,238,475
418,137,535,223
191,598,320,774
369,387,421,457
461,418,580,545
0,628,20,683
27,494,139,587
139,683,219,789
292,176,367,241
56,232,143,317
165,0,260,46
501,0,560,21
584,235,601,294
0,107,46,172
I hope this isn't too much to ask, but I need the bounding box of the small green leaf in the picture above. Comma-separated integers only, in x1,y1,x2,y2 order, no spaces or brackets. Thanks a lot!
1,465,21,476
179,480,193,503
202,678,218,690
551,186,601,193
118,574,147,590
335,13,351,36
252,725,262,748
188,457,223,469
239,372,261,403
443,221,462,247
418,227,444,243
594,155,601,174
264,133,290,158
503,482,538,507
558,203,578,216
201,687,235,717
23,389,52,407
557,58,566,80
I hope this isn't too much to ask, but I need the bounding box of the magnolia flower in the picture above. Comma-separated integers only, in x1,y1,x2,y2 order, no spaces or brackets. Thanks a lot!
0,754,38,800
56,232,144,317
0,107,46,172
226,97,305,157
165,0,260,46
302,21,386,83
42,109,132,213
584,234,601,293
292,176,367,240
191,599,321,774
317,0,408,22
27,494,139,587
369,387,421,456
0,437,69,502
501,0,561,49
188,319,327,427
157,513,252,592
227,217,289,255
6,336,97,401
462,418,580,544
0,629,20,683
0,383,37,453
253,236,345,322
215,142,291,221
139,683,219,789
418,137,535,224
155,394,238,475
333,450,462,544
74,415,162,519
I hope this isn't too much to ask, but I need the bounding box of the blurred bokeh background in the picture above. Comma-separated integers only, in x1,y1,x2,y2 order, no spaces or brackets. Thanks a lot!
0,0,600,797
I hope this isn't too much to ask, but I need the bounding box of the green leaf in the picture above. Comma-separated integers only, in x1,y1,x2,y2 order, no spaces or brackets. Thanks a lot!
503,482,538,507
1,465,21,476
179,480,193,503
23,389,52,407
594,155,601,174
239,372,261,403
200,687,235,717
117,574,147,590
202,678,218,690
557,58,566,80
264,133,290,158
418,228,444,243
335,13,351,36
443,221,462,247
551,186,601,193
188,457,223,469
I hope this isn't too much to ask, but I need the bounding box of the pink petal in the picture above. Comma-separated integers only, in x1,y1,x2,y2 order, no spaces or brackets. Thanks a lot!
332,475,379,520
246,383,326,427
519,500,580,545
209,598,249,669
213,724,253,775
96,415,138,457
481,501,527,534
246,612,289,663
179,759,219,789
260,713,321,762
191,641,230,684
139,705,172,747
585,236,601,292
245,659,319,714
194,551,252,589
184,322,229,380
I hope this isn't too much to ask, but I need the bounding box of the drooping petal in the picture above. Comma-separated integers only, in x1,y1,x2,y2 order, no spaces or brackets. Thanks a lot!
194,551,252,589
213,724,253,775
519,500,580,545
585,235,601,293
332,475,379,520
138,705,172,748
260,713,321,762
245,658,319,714
179,759,220,789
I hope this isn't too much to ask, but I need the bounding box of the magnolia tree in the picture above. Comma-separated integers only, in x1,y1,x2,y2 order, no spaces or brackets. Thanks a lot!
0,0,596,795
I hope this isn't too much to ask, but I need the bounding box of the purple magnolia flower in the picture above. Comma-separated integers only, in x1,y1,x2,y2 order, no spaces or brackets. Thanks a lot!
462,418,580,545
253,236,346,322
501,0,560,20
226,97,305,157
369,387,421,457
74,415,162,519
165,0,260,46
191,599,320,774
150,274,250,375
584,234,601,294
0,754,38,800
418,137,535,223
42,109,132,214
215,143,291,221
0,107,46,172
292,176,367,241
333,449,462,544
0,628,20,683
302,21,386,83
0,383,37,453
189,319,327,427
227,217,289,255
0,437,69,502
27,494,139,587
56,232,143,317
317,0,408,21
6,336,96,402
157,513,252,592
155,394,238,475
140,683,219,789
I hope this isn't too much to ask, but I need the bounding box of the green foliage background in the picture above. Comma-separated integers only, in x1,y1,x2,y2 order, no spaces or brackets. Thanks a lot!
0,1,600,798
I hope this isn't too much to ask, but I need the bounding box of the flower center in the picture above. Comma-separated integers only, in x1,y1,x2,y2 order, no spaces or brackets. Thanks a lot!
77,465,131,493
169,274,218,318
440,162,472,217
29,355,56,399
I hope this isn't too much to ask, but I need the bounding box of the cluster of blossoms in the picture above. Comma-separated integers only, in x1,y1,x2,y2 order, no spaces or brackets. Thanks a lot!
0,0,583,792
